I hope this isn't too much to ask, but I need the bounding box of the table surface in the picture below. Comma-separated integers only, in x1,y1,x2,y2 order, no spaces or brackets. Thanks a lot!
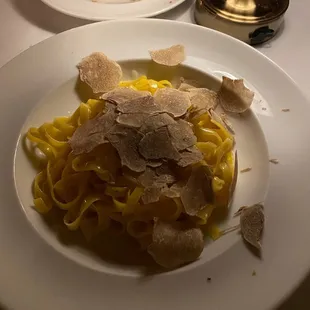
0,0,309,309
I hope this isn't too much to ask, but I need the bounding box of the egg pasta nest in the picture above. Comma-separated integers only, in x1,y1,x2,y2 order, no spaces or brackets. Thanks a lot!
25,47,254,269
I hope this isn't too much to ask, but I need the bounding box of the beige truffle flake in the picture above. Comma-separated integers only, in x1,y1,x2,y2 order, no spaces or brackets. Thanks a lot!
140,113,175,134
148,219,204,269
149,44,185,66
218,77,254,113
188,88,219,111
78,52,122,94
162,182,184,198
167,120,197,151
69,104,116,155
141,186,167,204
106,125,146,173
138,165,176,204
117,95,161,114
240,204,264,249
139,127,181,161
116,113,149,128
138,167,175,188
178,82,196,92
101,87,150,104
180,166,213,216
177,146,204,167
154,88,191,118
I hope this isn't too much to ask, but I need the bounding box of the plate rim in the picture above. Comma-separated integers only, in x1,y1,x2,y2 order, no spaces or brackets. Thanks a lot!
40,0,187,20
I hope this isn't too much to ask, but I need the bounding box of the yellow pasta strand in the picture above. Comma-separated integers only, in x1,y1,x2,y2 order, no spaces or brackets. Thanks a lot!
196,205,214,225
212,177,225,193
47,160,89,210
214,138,234,173
64,195,102,231
207,224,222,240
33,171,53,213
27,128,57,160
53,117,75,137
211,119,231,141
80,202,111,240
195,127,223,146
119,75,172,94
105,186,128,198
196,141,217,163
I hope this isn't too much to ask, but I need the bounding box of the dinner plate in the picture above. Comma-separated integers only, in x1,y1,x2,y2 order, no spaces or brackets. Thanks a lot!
1,19,310,310
41,0,186,20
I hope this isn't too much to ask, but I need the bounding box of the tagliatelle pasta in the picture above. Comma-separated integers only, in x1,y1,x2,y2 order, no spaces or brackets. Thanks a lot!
119,75,172,95
27,74,236,266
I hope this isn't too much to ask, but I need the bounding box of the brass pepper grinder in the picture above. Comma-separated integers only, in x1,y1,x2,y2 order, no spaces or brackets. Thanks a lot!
195,0,290,45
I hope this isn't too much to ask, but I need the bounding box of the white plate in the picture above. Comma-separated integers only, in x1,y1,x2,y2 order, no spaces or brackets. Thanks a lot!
41,0,186,20
1,19,310,310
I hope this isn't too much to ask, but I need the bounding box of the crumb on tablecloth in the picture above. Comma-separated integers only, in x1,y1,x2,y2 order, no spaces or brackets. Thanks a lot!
240,167,252,173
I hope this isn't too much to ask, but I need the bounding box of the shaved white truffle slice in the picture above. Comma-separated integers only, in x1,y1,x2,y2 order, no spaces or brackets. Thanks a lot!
149,45,185,66
148,220,204,269
140,113,175,134
167,120,196,151
101,87,150,104
180,166,213,216
138,167,160,188
240,204,264,249
155,163,173,177
116,113,149,128
142,186,167,205
178,82,196,92
162,182,184,198
139,127,181,161
218,77,254,113
69,105,116,155
155,164,177,184
138,166,176,189
106,125,146,173
138,165,175,204
177,146,204,167
154,88,191,118
147,161,163,168
117,96,162,114
78,52,122,93
188,88,219,111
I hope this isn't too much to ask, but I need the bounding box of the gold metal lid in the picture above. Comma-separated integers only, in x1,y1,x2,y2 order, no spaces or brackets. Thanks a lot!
200,0,289,24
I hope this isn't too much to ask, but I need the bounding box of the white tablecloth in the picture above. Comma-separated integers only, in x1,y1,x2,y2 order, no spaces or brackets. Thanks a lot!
0,0,309,308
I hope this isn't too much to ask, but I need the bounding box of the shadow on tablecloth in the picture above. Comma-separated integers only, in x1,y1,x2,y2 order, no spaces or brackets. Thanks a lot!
276,271,310,310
